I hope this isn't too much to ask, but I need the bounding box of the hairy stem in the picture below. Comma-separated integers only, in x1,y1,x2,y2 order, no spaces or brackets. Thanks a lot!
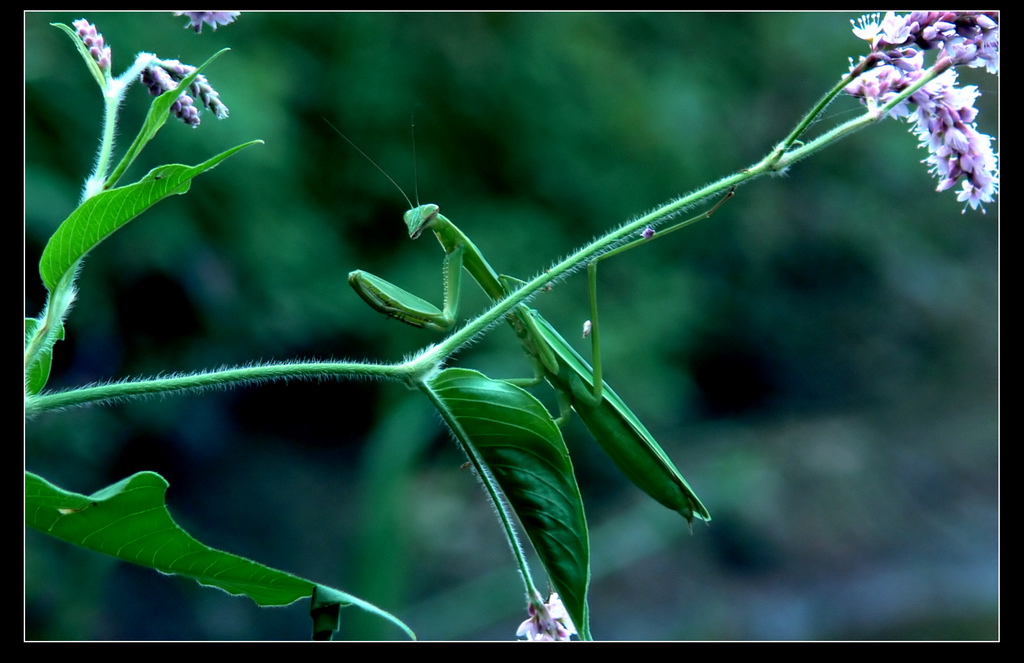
27,57,941,417
25,358,413,417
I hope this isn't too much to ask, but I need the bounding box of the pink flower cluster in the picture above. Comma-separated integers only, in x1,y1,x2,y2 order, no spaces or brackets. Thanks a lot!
174,12,240,34
844,12,998,213
140,59,230,127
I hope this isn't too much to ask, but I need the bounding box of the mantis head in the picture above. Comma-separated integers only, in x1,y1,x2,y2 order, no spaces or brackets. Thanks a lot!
404,203,440,239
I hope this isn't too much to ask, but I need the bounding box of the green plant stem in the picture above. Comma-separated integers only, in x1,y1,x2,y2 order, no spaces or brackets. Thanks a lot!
82,53,157,199
767,53,881,164
770,57,952,171
411,58,951,365
25,56,946,418
81,88,119,200
24,271,77,378
24,359,409,417
416,380,542,603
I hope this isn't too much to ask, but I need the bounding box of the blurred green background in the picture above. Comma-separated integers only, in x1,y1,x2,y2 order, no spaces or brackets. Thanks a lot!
25,12,998,640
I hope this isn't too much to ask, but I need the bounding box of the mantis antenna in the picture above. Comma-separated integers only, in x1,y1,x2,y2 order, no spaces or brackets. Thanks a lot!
323,118,414,210
410,109,421,208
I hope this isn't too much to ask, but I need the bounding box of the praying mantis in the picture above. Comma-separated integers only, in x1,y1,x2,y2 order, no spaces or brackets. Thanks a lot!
340,124,730,525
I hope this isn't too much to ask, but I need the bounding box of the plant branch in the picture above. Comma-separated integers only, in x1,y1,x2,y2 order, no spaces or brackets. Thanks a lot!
24,358,413,417
27,57,947,417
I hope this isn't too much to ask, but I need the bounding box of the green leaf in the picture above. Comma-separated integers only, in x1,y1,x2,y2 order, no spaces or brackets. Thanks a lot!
38,140,261,293
24,317,63,395
51,22,107,91
25,471,415,640
106,49,230,190
422,368,591,640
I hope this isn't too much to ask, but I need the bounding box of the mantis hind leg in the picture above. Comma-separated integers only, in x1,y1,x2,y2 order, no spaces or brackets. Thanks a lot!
585,259,604,402
582,187,736,401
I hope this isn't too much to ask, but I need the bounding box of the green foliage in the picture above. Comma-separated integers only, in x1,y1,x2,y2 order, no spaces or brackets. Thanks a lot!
25,13,998,640
50,21,107,89
103,49,229,190
423,368,591,639
25,471,415,639
39,142,260,293
24,317,63,395
27,20,413,640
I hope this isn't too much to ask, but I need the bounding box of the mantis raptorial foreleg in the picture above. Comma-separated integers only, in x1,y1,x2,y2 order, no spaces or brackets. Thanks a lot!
348,204,507,331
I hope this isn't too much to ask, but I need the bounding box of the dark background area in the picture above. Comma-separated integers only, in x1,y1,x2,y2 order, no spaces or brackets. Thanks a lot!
25,12,998,640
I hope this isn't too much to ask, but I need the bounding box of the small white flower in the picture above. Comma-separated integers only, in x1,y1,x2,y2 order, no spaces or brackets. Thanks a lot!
516,592,577,641
851,13,882,43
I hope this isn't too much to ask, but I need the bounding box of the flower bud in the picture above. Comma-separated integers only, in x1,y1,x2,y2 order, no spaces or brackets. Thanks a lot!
72,18,111,75
140,58,230,126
